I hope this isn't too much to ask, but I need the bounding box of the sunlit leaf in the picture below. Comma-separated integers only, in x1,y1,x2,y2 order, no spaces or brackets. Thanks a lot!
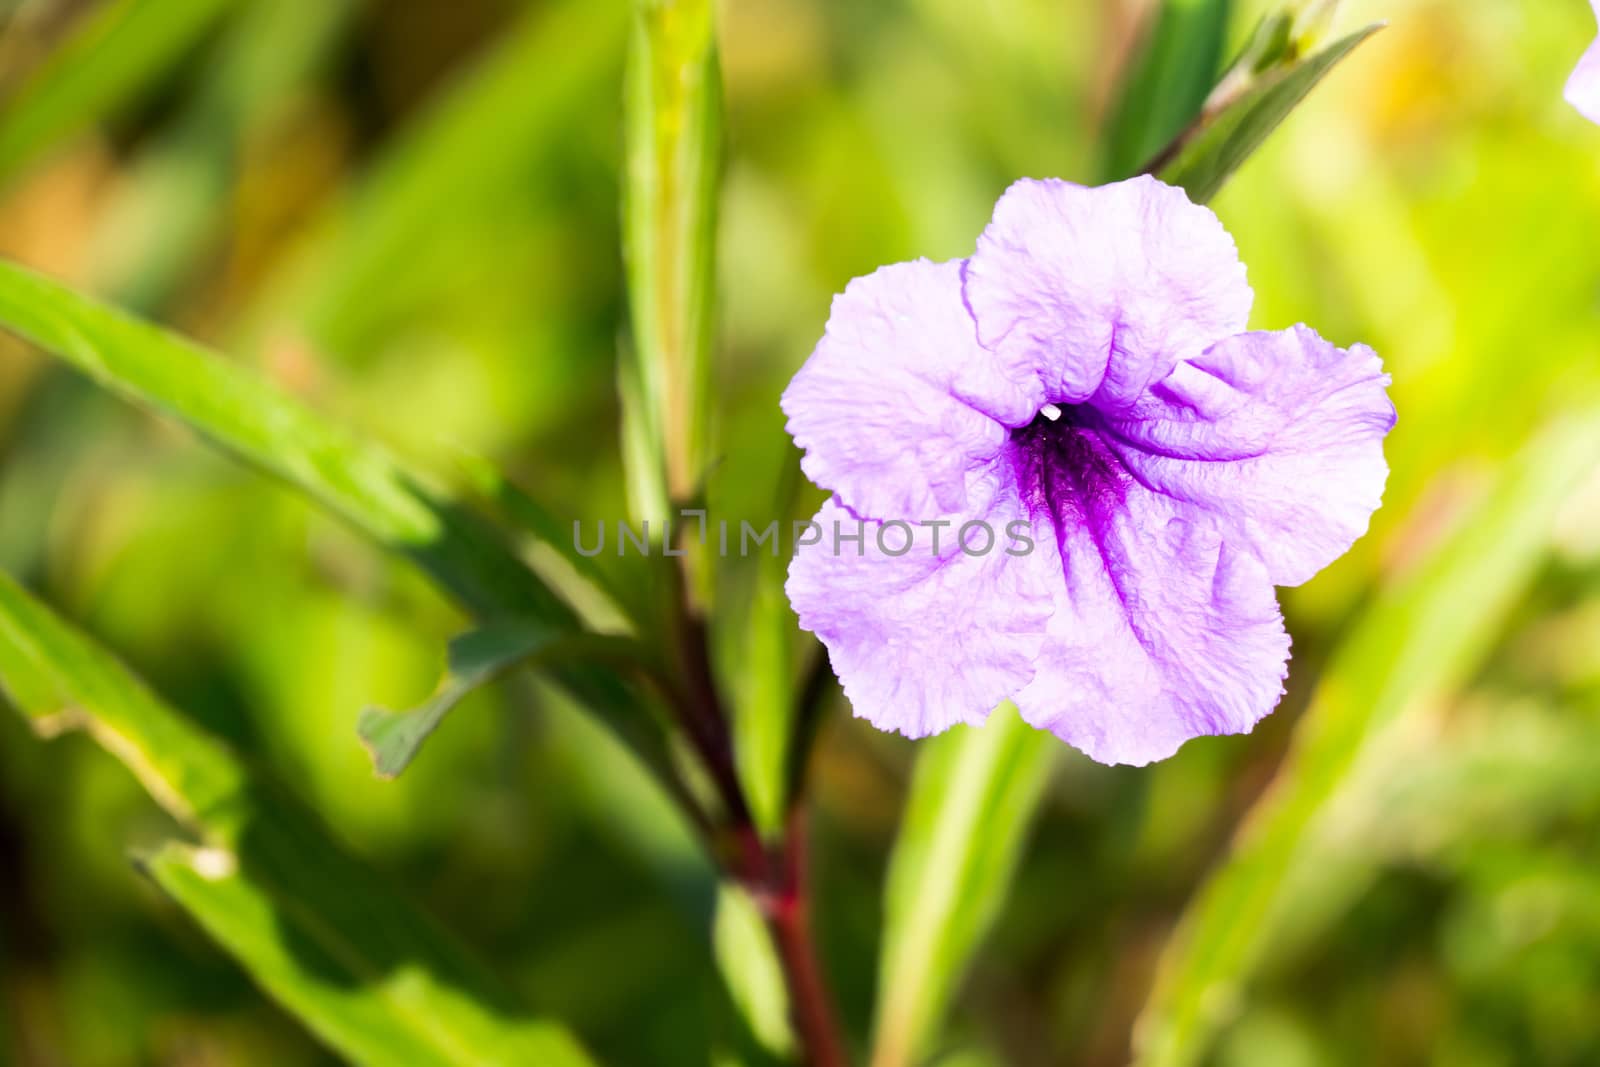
1156,23,1382,202
621,0,721,524
360,624,653,779
1101,0,1232,182
0,570,597,1067
359,623,559,779
0,259,680,789
1132,412,1600,1067
870,705,1056,1067
0,257,564,624
713,884,795,1058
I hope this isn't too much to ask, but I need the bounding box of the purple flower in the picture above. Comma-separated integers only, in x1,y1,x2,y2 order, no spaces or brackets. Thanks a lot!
782,176,1395,765
1570,0,1600,123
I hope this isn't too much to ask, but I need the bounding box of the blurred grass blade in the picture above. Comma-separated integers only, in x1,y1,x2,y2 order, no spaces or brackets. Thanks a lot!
91,0,358,311
360,624,650,779
1154,22,1382,202
870,706,1056,1067
0,571,597,1067
0,0,235,188
622,0,722,519
1132,412,1600,1067
252,0,628,355
1101,0,1232,182
0,258,565,624
714,884,795,1058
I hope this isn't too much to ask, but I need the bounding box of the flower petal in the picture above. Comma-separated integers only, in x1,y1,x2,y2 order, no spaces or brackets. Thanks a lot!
1568,1,1600,124
781,258,1038,522
1099,326,1395,587
963,175,1252,413
787,491,1051,738
1014,488,1290,766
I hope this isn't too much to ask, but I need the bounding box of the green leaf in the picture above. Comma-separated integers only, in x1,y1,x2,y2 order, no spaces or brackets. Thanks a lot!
0,570,597,1067
870,705,1056,1067
622,0,722,520
0,258,680,790
713,884,795,1058
144,842,596,1067
730,550,798,837
359,624,652,779
1131,411,1600,1067
0,257,565,625
359,623,560,779
0,0,235,188
1155,22,1382,203
1101,0,1233,182
453,450,655,633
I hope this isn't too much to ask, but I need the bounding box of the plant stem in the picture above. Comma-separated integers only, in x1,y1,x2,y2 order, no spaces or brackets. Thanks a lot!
761,811,850,1067
670,557,850,1064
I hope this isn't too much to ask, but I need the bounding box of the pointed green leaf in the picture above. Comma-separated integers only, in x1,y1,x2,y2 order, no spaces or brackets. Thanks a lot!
622,0,722,520
1156,23,1382,203
713,884,795,1058
144,842,595,1067
359,623,559,779
1101,0,1233,182
0,258,683,807
0,257,564,625
358,624,653,780
0,571,597,1066
1132,411,1600,1067
870,706,1056,1067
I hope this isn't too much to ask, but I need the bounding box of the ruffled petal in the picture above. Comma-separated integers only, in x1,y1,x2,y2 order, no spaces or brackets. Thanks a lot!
1098,326,1395,587
963,175,1251,413
1014,486,1290,766
787,489,1051,738
781,258,1039,522
1568,1,1600,124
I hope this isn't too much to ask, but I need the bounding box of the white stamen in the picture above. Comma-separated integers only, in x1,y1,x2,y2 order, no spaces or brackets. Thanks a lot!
1039,403,1063,422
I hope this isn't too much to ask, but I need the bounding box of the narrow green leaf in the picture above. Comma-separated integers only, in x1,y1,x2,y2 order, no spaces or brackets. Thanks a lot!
713,884,795,1058
359,623,558,779
0,0,235,188
1155,23,1382,203
0,571,597,1067
1132,412,1600,1067
1101,0,1232,182
359,624,655,779
622,0,722,519
144,842,595,1067
730,551,798,837
453,450,655,633
0,259,681,792
870,705,1056,1067
0,257,565,625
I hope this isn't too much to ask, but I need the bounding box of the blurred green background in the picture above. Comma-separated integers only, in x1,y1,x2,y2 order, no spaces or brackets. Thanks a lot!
1,0,1599,1064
